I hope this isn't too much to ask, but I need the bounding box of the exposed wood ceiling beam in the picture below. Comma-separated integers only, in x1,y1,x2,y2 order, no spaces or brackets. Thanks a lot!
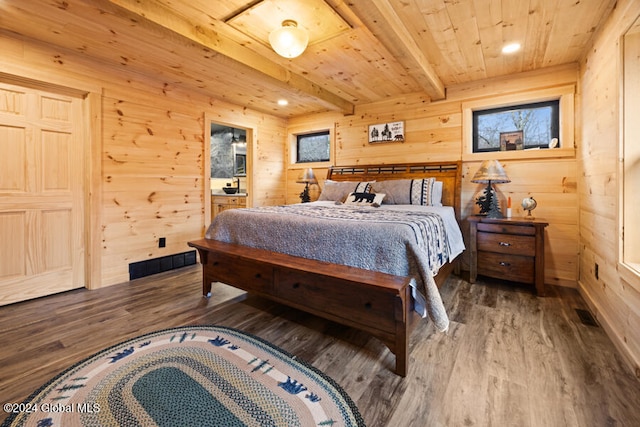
346,0,446,101
106,0,355,114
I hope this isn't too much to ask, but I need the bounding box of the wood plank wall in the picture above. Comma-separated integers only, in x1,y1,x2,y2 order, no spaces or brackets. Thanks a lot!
287,64,580,288
0,31,287,289
578,0,640,376
2,2,638,376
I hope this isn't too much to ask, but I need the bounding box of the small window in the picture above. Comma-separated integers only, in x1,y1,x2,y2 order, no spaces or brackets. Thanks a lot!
622,18,640,276
473,100,560,152
296,131,330,163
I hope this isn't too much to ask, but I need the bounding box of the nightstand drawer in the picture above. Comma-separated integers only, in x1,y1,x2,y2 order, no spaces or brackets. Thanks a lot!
477,251,534,284
477,231,535,256
477,222,537,236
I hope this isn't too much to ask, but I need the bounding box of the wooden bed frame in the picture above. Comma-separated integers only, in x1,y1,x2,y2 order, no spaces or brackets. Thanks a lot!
188,161,462,376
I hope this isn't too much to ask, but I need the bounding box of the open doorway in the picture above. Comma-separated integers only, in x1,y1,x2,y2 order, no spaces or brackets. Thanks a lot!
208,122,252,224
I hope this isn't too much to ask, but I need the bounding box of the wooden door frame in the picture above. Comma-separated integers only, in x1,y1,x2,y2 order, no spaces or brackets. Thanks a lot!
0,72,103,290
204,115,254,229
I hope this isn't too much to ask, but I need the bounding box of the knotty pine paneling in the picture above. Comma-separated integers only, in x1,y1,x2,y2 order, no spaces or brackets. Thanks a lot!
0,32,287,289
579,0,640,375
289,65,580,289
463,159,579,288
335,94,461,163
285,111,342,204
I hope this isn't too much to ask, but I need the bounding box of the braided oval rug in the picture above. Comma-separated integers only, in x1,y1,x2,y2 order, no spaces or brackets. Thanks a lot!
3,325,365,427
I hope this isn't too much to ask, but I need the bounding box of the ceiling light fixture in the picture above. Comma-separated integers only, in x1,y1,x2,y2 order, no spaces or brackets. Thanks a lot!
277,99,289,106
502,42,521,54
269,20,309,59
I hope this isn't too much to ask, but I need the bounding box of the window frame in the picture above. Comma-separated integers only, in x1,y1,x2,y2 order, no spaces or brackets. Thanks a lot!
462,85,575,161
472,100,560,153
288,126,334,169
619,18,640,282
295,130,331,164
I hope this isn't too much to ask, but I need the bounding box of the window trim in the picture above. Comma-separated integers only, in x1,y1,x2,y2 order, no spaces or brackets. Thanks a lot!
472,100,560,153
619,20,640,285
462,85,576,161
288,127,334,169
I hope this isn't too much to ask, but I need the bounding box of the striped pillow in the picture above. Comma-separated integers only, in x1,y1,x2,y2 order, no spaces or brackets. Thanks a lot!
372,178,440,206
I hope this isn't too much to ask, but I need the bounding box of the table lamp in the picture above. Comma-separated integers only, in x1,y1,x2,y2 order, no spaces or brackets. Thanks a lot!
297,168,317,203
471,159,510,218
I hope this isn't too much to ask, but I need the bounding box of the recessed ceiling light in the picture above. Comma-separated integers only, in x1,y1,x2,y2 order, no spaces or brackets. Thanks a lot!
502,43,521,54
277,99,289,106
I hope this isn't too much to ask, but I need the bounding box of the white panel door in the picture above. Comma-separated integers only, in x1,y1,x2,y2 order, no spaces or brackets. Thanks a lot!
0,82,84,305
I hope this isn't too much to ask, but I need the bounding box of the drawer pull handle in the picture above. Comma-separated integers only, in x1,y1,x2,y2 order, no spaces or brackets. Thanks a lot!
364,302,372,310
499,242,511,246
255,273,262,279
292,282,300,289
499,262,511,267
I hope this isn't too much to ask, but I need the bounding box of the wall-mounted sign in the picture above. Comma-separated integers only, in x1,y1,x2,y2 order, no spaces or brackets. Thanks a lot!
368,121,405,143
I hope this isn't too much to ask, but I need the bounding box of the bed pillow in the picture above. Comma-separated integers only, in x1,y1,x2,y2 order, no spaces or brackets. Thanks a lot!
318,180,374,202
343,192,385,206
372,178,440,206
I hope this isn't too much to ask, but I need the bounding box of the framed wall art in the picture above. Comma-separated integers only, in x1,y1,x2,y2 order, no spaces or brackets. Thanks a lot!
499,130,524,151
368,121,404,143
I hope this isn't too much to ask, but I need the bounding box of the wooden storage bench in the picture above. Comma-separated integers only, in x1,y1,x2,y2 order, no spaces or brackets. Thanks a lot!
188,238,418,376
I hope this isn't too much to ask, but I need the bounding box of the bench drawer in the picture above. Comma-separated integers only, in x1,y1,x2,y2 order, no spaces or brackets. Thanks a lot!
205,252,273,293
274,268,400,333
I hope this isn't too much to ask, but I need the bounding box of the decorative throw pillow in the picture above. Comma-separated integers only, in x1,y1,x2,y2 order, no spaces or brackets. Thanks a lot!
343,192,385,206
318,180,374,202
372,178,439,206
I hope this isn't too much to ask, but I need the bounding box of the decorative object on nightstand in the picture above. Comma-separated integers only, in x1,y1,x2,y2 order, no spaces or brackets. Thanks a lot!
471,159,511,218
522,196,537,219
297,168,317,203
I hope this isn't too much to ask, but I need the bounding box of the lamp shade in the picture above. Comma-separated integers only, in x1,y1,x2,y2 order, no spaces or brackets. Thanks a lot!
269,20,309,59
296,168,317,184
471,159,511,184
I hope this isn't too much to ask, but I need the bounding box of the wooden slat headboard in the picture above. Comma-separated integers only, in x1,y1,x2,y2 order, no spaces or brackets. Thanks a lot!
327,161,462,219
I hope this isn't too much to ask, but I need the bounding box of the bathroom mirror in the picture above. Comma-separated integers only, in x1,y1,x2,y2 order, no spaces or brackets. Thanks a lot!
210,124,246,179
233,142,246,177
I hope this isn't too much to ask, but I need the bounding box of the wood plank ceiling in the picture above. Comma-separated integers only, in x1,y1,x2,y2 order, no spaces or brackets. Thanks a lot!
0,0,617,117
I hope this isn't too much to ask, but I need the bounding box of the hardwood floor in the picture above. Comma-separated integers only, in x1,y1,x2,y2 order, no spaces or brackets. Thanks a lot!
1,266,639,426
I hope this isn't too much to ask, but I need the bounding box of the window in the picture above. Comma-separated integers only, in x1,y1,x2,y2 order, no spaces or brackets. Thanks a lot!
462,85,574,162
473,100,559,152
622,17,640,277
296,131,330,163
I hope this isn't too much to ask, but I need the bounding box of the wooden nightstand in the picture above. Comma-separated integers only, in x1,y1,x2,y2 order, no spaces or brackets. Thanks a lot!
468,216,548,295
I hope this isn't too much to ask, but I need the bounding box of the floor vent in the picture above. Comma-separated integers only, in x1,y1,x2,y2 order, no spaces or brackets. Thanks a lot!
129,250,197,280
575,308,599,327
